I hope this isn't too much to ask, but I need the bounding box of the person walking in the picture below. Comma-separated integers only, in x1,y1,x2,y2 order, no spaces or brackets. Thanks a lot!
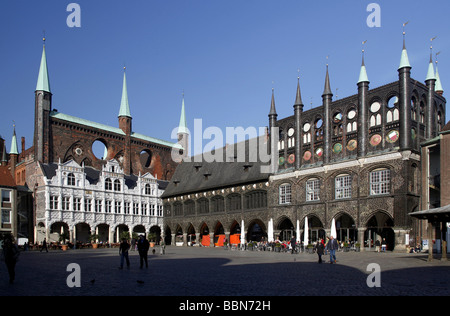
160,237,165,255
40,238,48,252
290,236,297,254
2,234,20,284
118,238,130,269
316,239,324,263
326,235,339,264
375,239,381,253
381,238,387,252
137,235,150,268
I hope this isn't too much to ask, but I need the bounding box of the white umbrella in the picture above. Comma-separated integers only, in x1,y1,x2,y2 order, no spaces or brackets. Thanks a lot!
331,218,337,239
296,220,300,243
268,218,274,242
241,219,245,245
303,216,309,246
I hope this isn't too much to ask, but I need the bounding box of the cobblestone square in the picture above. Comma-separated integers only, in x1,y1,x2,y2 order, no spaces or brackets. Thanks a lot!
1,247,449,297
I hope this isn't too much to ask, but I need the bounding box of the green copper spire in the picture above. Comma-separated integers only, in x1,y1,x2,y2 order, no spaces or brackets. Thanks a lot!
426,54,436,81
358,47,369,83
178,93,188,134
118,68,131,118
10,125,18,155
36,40,51,92
399,26,411,69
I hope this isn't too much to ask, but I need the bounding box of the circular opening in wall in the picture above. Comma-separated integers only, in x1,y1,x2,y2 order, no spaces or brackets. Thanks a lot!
92,140,108,160
140,149,152,168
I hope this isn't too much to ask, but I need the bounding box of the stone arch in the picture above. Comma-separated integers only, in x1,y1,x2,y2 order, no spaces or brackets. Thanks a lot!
276,216,295,241
332,212,357,242
199,222,210,246
301,215,325,244
246,218,267,242
364,210,395,251
74,222,91,243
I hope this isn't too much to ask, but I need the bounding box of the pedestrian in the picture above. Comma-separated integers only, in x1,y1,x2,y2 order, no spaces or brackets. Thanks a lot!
40,238,48,252
375,239,381,253
137,235,150,268
160,237,165,255
118,238,130,269
2,234,20,284
290,236,297,254
316,239,324,263
326,235,339,264
381,238,387,252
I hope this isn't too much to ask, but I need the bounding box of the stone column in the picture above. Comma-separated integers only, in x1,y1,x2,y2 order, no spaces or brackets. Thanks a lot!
358,227,366,252
183,232,188,247
209,232,215,248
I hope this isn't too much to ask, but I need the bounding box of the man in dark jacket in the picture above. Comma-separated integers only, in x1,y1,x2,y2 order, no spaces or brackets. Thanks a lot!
137,235,150,268
326,236,339,264
290,236,297,254
316,239,324,263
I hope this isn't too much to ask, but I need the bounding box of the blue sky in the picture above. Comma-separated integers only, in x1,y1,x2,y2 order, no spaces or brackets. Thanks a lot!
1,0,450,156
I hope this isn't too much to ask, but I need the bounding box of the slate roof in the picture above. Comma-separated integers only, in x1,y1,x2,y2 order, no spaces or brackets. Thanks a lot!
40,162,168,190
161,136,270,198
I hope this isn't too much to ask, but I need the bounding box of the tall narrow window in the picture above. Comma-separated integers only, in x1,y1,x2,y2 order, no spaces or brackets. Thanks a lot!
50,195,58,210
114,180,121,192
68,173,76,186
279,183,292,204
105,178,112,191
335,175,352,199
84,198,92,212
306,179,320,201
62,197,70,211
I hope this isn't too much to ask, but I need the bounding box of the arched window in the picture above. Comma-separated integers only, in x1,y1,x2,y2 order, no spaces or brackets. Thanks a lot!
105,178,112,191
114,179,121,192
68,173,75,186
279,183,292,204
145,184,151,195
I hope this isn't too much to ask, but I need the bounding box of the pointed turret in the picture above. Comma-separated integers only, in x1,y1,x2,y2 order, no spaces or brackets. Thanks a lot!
9,124,18,180
36,40,51,93
178,94,188,135
10,125,18,155
398,25,412,149
269,88,277,117
293,75,303,169
358,50,369,83
399,30,411,69
357,47,369,158
118,68,131,118
322,64,332,164
322,64,333,97
294,76,304,107
34,38,52,163
177,93,189,159
425,53,436,81
118,68,132,175
425,42,437,139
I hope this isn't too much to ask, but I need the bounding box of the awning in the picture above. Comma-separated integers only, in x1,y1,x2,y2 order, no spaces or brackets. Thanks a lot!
409,204,450,221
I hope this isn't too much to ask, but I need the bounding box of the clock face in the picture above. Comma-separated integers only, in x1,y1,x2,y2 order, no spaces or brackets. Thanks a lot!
287,128,295,137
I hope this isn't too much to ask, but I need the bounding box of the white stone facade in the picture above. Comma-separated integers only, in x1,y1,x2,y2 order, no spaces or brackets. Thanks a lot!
36,159,164,243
